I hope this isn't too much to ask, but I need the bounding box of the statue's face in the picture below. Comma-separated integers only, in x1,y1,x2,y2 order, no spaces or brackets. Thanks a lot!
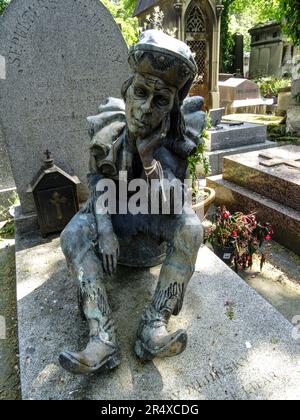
125,73,176,139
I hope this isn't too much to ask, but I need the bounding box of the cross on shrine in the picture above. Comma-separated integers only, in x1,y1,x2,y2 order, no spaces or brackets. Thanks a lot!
50,192,67,221
45,149,52,160
259,152,300,170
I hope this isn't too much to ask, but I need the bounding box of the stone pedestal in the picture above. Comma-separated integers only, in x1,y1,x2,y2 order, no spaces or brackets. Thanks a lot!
207,145,300,255
16,232,300,400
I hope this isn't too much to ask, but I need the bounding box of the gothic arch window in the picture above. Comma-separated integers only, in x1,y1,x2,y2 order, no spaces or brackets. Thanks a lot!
185,2,206,34
185,2,208,87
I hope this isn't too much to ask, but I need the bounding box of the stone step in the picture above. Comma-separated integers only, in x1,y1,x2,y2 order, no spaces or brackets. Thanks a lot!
222,145,300,212
204,140,274,176
206,122,267,152
207,175,300,255
16,231,300,400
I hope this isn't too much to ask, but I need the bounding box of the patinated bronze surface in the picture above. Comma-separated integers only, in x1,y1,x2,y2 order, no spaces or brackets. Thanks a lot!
59,30,205,374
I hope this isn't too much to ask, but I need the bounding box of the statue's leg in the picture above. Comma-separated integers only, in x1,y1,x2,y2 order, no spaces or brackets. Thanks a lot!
59,213,120,374
135,211,203,361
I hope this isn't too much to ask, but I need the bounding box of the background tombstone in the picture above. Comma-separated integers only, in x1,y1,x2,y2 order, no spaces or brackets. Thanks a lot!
233,33,244,77
0,0,130,218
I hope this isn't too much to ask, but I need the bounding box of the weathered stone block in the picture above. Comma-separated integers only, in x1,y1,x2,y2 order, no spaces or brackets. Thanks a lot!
222,145,300,212
207,123,267,152
0,0,130,214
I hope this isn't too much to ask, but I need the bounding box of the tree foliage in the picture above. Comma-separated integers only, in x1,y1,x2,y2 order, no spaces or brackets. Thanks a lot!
0,0,9,16
220,0,235,73
221,0,300,71
100,0,138,46
280,0,300,46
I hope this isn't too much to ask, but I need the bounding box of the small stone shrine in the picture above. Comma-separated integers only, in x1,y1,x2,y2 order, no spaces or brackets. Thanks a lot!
27,151,80,237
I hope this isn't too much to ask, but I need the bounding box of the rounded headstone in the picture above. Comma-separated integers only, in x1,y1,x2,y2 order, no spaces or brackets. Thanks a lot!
0,0,130,212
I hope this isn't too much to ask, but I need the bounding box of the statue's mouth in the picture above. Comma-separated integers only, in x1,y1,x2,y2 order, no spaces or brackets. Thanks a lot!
133,117,148,128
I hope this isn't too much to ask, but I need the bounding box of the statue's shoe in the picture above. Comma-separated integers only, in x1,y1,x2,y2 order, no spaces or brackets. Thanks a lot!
59,339,120,374
134,326,187,361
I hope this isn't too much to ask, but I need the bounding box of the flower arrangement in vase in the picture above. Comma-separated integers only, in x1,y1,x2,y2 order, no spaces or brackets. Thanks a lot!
205,205,274,272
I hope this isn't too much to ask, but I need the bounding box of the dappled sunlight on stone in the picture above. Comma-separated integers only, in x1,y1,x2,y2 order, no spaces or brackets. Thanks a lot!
32,363,61,387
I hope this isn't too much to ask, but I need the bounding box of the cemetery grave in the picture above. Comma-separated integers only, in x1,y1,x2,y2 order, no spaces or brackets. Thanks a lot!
0,0,299,401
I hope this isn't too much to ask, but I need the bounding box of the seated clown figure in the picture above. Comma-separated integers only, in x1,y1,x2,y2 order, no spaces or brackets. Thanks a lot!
59,30,206,374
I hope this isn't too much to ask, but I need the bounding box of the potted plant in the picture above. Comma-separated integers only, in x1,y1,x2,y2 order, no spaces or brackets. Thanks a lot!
205,205,273,272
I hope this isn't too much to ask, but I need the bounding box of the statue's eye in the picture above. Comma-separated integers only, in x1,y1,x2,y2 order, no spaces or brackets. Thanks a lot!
156,96,170,107
134,87,146,97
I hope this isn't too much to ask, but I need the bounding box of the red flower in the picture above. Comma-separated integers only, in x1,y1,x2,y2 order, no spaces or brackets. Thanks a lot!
265,235,271,241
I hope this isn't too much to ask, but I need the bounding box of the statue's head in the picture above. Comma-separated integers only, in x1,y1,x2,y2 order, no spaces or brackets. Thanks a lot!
122,30,197,140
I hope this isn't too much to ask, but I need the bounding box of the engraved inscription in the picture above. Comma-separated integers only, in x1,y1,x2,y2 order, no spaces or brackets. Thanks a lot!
170,356,281,400
74,0,102,27
8,0,59,71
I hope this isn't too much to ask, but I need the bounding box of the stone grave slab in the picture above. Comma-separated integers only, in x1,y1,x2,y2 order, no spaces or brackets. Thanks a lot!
0,0,130,214
205,140,274,176
207,122,267,152
223,145,300,212
16,232,300,400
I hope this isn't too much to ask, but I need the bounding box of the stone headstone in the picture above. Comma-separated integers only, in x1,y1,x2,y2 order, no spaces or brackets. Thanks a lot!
0,0,130,214
209,108,225,127
219,78,260,104
219,78,261,114
0,128,15,191
0,54,5,79
233,33,244,77
0,124,16,221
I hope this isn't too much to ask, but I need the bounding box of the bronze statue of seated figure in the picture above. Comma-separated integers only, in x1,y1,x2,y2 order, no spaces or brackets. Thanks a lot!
59,30,205,374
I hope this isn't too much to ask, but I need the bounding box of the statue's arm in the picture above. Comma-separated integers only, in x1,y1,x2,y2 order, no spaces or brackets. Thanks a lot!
89,151,119,274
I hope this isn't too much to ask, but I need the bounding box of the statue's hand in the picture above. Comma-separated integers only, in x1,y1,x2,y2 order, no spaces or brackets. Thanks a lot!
98,232,119,275
136,132,160,162
136,123,165,165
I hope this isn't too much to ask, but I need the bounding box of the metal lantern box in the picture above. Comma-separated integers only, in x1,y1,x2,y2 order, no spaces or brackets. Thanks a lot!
28,152,81,236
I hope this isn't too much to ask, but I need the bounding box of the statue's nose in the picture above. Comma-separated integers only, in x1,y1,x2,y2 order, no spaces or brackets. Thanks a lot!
140,97,153,114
